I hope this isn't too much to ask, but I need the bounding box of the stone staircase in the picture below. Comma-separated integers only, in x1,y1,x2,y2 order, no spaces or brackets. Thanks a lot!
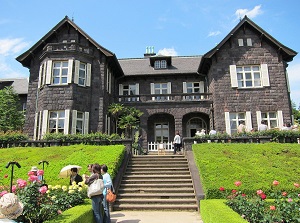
113,155,198,211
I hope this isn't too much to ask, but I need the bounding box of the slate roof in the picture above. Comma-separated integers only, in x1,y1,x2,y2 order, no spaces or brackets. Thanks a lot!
118,56,202,76
0,78,28,94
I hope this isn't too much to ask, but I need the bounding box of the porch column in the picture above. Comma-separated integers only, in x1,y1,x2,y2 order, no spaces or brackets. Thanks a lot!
174,117,182,135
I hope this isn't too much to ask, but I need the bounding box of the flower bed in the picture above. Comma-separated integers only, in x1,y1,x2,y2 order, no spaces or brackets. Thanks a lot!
0,170,87,223
222,181,300,222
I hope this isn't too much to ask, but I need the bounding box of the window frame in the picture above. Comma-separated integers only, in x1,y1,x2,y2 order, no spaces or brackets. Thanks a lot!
155,122,169,143
154,60,167,69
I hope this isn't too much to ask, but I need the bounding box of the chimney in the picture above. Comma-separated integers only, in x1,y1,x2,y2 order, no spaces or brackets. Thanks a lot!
144,46,156,58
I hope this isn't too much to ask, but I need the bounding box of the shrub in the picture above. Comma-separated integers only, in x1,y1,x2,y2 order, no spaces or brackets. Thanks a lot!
0,170,87,223
224,181,300,222
0,131,28,143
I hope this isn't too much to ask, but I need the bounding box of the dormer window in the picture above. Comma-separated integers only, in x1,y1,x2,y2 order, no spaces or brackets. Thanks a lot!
154,60,167,69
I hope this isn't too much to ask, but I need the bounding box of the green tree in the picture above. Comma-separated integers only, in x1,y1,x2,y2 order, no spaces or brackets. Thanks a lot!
292,101,300,123
0,86,25,132
108,103,125,133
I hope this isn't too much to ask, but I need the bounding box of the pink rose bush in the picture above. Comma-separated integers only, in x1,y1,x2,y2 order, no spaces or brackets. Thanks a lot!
0,170,88,223
223,180,300,222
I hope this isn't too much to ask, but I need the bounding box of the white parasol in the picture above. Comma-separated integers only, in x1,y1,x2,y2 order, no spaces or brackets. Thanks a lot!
59,165,82,178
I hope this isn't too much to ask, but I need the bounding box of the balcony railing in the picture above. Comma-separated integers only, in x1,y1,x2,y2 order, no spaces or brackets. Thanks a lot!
42,42,93,56
118,92,212,103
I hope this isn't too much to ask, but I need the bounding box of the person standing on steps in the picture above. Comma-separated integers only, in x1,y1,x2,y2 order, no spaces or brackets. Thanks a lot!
173,131,181,155
101,164,112,223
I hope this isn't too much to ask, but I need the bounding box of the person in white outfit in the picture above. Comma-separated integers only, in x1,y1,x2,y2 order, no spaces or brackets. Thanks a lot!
173,131,181,154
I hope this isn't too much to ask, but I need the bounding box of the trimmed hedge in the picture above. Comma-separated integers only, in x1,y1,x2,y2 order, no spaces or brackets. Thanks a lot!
44,199,95,223
200,199,248,223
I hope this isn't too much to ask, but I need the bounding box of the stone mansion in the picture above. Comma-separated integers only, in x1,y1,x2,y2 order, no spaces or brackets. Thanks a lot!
16,16,297,147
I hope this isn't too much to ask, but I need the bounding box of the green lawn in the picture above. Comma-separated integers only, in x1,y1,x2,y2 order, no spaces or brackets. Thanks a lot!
193,143,300,198
0,144,125,187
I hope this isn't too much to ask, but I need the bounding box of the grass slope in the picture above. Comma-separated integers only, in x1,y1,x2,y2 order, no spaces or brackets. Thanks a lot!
0,144,125,186
193,143,300,197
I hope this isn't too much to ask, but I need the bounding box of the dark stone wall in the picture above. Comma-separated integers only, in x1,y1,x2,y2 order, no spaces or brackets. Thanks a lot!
208,27,292,132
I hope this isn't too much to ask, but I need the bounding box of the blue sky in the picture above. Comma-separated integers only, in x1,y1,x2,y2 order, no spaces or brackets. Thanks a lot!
0,0,299,107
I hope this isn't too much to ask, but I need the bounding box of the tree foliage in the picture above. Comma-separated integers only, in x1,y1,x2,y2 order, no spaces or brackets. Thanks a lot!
0,86,25,132
292,101,300,123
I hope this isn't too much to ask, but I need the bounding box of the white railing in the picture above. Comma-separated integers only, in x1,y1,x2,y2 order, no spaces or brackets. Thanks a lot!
148,141,174,152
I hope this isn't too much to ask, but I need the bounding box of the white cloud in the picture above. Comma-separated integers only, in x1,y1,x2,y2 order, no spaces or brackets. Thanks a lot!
208,31,221,37
157,47,178,56
235,5,263,20
0,38,30,56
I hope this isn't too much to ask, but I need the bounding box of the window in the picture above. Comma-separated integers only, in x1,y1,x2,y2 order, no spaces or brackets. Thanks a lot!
48,111,66,133
237,65,261,87
225,111,252,134
106,67,112,93
230,64,270,88
71,110,89,134
151,82,171,101
52,61,69,84
261,112,278,128
238,39,244,46
74,60,91,87
247,38,252,46
155,123,169,143
183,82,204,100
119,84,139,102
256,110,283,129
154,60,167,69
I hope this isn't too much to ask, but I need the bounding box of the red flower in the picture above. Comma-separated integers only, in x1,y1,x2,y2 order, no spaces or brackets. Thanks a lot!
294,183,299,188
234,181,242,187
232,189,237,193
282,191,287,197
28,175,38,182
273,180,279,186
0,191,8,197
270,205,276,210
241,193,246,197
260,193,267,200
39,186,47,194
219,187,225,191
11,185,17,193
4,174,8,178
17,179,27,188
27,171,35,176
256,189,263,195
37,170,44,176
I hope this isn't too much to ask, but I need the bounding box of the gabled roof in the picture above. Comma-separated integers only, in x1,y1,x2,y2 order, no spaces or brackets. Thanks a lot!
16,16,118,69
119,56,202,76
0,78,28,94
198,16,297,73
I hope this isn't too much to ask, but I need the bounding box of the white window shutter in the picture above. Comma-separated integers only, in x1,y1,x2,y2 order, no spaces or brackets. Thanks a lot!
84,112,89,134
86,63,91,87
119,84,123,95
167,82,171,94
33,113,38,140
246,111,252,132
42,61,47,86
238,39,244,46
38,111,42,140
108,116,111,134
225,112,231,135
256,111,262,127
74,60,80,84
46,60,52,84
183,82,187,93
230,65,238,88
67,59,73,84
109,71,112,93
286,71,290,92
64,109,70,134
247,38,252,46
261,64,270,86
72,110,77,134
38,64,43,88
200,81,205,93
136,83,140,101
278,110,283,129
41,110,48,138
151,83,155,101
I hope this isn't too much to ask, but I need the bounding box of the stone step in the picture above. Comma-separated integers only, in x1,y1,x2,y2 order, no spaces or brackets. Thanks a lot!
117,193,196,199
113,204,198,211
127,163,188,168
121,179,192,184
120,183,193,188
125,171,190,175
126,167,189,171
122,174,191,179
118,187,195,194
115,198,196,204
